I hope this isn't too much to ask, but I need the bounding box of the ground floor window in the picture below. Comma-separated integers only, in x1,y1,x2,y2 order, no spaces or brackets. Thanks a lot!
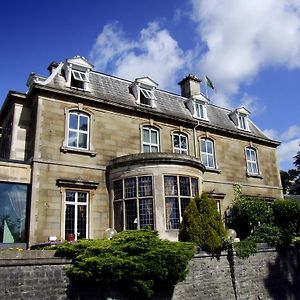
164,176,199,229
65,190,88,241
113,176,154,231
0,183,28,243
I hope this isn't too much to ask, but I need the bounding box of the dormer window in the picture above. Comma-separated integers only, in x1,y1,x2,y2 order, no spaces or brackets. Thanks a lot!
140,88,157,107
195,102,207,119
63,56,94,92
185,94,209,121
131,77,158,108
230,107,250,131
71,70,89,89
238,114,248,130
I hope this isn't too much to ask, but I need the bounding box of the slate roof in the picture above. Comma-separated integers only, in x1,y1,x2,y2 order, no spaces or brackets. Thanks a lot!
35,67,278,146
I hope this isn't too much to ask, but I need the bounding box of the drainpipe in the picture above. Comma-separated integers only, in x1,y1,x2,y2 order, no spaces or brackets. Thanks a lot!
193,121,200,158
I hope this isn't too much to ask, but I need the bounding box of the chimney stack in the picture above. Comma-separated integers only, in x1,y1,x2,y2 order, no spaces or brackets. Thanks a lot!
178,74,201,98
47,61,59,75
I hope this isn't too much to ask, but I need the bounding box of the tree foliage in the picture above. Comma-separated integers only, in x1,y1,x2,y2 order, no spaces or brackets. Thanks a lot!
179,193,226,253
55,229,195,299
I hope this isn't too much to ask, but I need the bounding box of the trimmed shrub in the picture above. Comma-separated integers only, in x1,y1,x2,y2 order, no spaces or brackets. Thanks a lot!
250,224,282,245
234,239,257,258
56,229,195,299
179,193,226,253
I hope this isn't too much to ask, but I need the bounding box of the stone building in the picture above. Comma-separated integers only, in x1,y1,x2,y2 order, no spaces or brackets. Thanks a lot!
0,56,282,247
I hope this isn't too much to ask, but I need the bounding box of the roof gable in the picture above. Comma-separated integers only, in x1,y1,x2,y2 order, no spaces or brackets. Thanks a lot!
66,56,94,69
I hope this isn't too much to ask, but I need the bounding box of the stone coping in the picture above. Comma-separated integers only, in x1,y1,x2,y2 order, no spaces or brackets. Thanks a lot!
0,250,71,266
107,152,206,172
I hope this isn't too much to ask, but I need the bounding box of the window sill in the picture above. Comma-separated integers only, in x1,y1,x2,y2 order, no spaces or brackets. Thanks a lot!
246,172,263,179
205,167,221,174
60,146,96,157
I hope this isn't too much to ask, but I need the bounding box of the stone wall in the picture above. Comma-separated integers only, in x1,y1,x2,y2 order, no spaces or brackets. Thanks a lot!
1,247,300,300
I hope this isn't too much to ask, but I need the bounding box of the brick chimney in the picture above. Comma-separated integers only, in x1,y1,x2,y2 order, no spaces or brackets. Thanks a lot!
178,74,201,98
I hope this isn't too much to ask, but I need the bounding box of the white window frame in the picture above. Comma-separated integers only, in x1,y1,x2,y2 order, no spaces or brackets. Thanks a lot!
246,147,259,175
64,190,89,241
200,138,216,169
71,70,89,82
173,132,188,154
139,88,157,107
67,111,90,150
142,126,159,153
194,101,208,120
238,114,249,130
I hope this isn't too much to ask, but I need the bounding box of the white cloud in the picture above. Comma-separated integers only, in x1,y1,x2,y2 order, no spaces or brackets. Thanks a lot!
239,93,266,116
263,125,300,141
189,0,300,105
277,138,300,167
89,22,188,91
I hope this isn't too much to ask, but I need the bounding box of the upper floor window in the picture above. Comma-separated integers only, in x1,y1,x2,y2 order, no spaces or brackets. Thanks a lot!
71,70,89,89
195,102,207,120
173,132,188,154
142,126,159,153
238,114,248,130
200,138,216,169
140,88,157,107
68,111,89,149
130,77,158,108
246,147,259,175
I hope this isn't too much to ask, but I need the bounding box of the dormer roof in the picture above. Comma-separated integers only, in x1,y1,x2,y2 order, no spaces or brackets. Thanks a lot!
65,56,94,70
233,107,251,115
133,77,158,88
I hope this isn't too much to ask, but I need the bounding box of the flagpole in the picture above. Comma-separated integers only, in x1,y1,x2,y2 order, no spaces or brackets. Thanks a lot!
205,76,208,98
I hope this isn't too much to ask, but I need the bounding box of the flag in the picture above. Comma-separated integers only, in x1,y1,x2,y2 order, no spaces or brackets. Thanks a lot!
205,76,215,91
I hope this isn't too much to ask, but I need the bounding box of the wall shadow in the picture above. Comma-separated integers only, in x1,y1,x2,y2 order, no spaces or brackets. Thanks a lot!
264,247,300,300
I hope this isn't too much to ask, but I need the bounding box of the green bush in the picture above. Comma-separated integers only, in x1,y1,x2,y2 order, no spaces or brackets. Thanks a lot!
179,193,226,253
228,196,273,239
249,224,282,245
272,199,300,245
234,239,257,258
56,229,195,299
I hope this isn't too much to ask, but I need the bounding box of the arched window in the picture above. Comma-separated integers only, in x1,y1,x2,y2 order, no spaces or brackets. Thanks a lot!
142,126,159,153
67,111,90,149
200,138,216,168
173,132,188,154
245,147,259,175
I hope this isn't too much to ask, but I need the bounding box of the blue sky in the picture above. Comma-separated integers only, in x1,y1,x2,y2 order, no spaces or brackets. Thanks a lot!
1,0,299,171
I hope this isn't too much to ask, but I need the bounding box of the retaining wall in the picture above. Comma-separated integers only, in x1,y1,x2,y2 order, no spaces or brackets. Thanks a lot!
0,247,299,300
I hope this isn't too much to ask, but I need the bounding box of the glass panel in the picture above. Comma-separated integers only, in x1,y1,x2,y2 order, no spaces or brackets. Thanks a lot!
79,115,88,131
246,149,251,160
179,176,190,196
77,192,87,203
174,135,180,148
114,202,123,232
77,205,87,239
143,145,150,153
201,140,206,152
66,191,76,202
138,176,152,197
164,176,178,196
180,135,187,149
139,198,153,229
113,180,123,200
65,204,75,240
125,178,136,198
143,128,150,143
191,178,199,197
68,131,77,147
207,140,213,154
151,146,158,152
165,198,179,229
69,113,78,130
201,153,208,167
250,150,256,162
180,198,190,218
0,183,28,243
208,155,215,168
125,200,137,230
78,133,87,149
151,130,157,144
